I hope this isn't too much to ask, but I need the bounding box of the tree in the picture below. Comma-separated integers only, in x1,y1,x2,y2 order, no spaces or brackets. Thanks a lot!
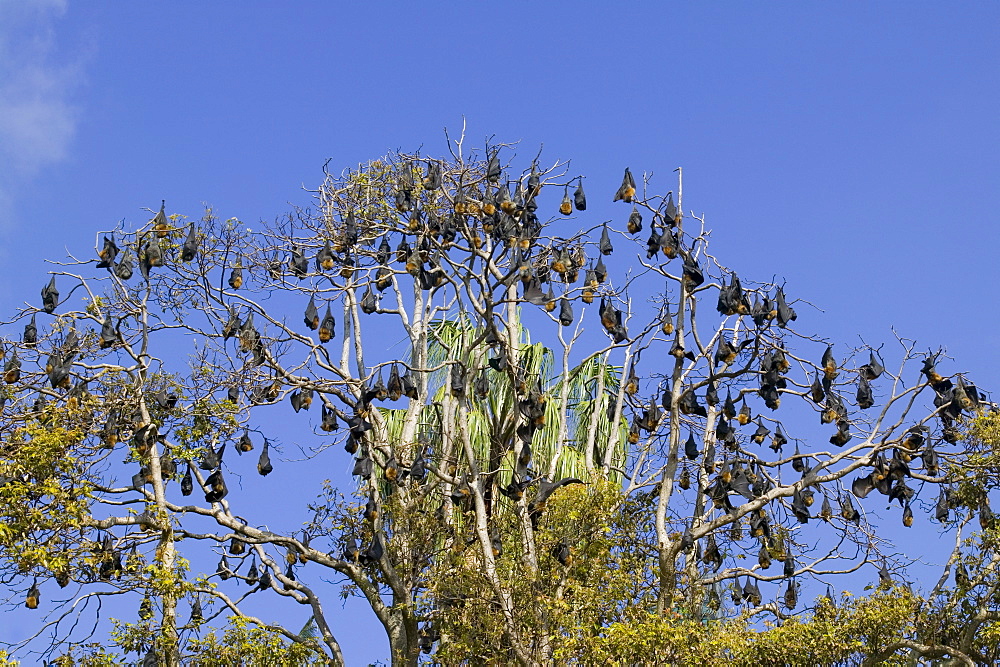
0,132,995,665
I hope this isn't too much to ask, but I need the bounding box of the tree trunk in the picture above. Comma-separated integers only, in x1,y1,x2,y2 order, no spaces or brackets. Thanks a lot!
388,611,420,667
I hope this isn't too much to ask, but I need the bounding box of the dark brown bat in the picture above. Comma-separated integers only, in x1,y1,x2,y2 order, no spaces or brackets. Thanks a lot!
319,305,336,343
775,287,796,327
613,168,636,203
574,177,586,210
304,295,319,330
829,419,852,446
360,286,378,314
559,186,572,215
257,440,273,476
821,346,838,380
856,374,873,409
751,421,770,445
204,469,228,503
627,205,642,234
97,235,119,269
861,351,884,380
422,161,441,190
180,225,199,262
115,251,134,280
289,245,308,278
681,252,704,288
151,200,169,237
558,297,574,326
25,581,40,609
41,276,59,314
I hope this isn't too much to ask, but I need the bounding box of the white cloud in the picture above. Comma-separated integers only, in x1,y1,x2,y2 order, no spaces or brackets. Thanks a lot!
0,0,84,205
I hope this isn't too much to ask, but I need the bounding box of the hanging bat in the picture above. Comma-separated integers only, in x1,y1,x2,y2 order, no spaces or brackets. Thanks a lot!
715,339,738,366
737,399,752,426
574,177,587,210
721,391,737,420
810,373,826,404
760,383,781,410
558,297,574,326
829,419,852,446
678,467,691,490
257,440,273,476
747,295,766,327
316,239,336,271
791,491,810,523
627,205,642,234
543,284,557,312
347,448,372,477
115,252,134,280
819,496,833,522
921,355,944,385
224,261,243,290
705,381,719,406
598,224,613,255
613,168,636,203
820,346,838,380
856,374,873,409
304,295,319,330
775,287,796,327
678,390,707,417
180,225,199,262
97,235,119,269
770,425,787,452
936,490,950,523
319,305,336,343
360,287,378,314
237,431,254,453
681,252,704,288
783,580,798,610
204,469,228,503
383,454,400,482
851,474,875,499
758,544,772,569
743,578,762,607
364,496,379,522
151,200,169,237
289,246,308,278
751,421,770,445
646,226,662,259
25,581,40,609
450,363,466,398
878,561,892,586
342,536,360,564
422,161,441,190
552,541,573,567
41,276,59,314
664,192,681,225
238,312,259,352
409,452,427,484
559,187,572,215
791,444,808,473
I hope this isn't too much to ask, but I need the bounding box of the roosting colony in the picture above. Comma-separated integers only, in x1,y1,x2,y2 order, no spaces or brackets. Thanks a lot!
0,138,994,665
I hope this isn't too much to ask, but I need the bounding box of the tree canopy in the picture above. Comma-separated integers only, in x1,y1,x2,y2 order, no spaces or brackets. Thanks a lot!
0,135,998,666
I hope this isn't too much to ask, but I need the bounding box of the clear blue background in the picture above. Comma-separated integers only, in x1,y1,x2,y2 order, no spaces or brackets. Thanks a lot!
1,2,998,664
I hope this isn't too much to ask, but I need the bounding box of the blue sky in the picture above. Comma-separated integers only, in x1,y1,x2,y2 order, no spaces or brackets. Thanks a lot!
1,1,998,663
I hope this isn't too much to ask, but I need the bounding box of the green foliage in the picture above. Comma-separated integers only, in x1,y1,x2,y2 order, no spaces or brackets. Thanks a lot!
0,414,92,577
58,616,323,666
556,590,918,665
183,617,325,666
428,481,945,666
432,478,655,663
